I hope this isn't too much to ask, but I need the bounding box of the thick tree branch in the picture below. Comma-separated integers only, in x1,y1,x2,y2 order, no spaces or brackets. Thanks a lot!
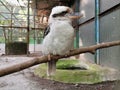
0,40,120,77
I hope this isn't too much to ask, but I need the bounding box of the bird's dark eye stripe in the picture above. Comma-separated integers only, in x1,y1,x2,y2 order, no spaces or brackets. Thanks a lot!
52,10,68,17
61,11,68,14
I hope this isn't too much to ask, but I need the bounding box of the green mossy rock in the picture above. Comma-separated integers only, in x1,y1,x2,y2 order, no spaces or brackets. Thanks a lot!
34,59,119,84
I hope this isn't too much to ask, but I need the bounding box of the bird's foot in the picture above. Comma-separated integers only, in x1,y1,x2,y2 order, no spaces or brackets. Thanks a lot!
48,54,51,61
70,49,75,52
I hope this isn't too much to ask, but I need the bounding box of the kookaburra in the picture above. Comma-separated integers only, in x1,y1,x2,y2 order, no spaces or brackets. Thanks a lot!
42,6,81,76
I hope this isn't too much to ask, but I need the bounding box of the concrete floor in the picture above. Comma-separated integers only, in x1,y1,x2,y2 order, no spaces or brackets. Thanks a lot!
0,56,46,90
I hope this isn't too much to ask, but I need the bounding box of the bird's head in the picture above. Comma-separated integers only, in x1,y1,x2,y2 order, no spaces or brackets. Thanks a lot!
48,6,74,24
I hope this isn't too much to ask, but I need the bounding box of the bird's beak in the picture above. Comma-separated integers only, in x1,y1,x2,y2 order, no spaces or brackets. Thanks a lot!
68,14,83,20
67,8,83,20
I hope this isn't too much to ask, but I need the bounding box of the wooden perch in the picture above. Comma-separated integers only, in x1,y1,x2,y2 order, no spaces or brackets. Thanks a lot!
0,40,120,77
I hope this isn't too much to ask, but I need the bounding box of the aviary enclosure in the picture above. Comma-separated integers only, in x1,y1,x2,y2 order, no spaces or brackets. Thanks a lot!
0,0,120,90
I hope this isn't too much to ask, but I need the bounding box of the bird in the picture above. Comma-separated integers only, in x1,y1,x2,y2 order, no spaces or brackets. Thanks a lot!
42,6,80,76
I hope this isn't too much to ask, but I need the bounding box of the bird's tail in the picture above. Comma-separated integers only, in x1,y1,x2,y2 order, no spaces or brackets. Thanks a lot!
47,60,57,76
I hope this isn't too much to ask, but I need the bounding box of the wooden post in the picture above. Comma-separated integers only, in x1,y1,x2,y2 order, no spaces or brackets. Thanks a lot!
27,0,30,55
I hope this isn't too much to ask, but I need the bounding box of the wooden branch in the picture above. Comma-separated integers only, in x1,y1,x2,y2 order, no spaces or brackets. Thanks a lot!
0,40,120,77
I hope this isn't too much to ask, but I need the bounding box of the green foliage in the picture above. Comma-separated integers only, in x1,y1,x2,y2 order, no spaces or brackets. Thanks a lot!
0,19,11,25
0,37,5,43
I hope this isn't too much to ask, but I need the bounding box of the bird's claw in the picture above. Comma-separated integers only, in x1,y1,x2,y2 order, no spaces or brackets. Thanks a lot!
48,54,51,61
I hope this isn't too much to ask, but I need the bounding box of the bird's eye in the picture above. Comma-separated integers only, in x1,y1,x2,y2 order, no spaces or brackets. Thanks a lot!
52,14,58,18
61,11,68,14
52,14,57,17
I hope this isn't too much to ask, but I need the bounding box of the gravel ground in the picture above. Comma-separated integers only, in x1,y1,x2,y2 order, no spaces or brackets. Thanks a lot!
0,56,120,90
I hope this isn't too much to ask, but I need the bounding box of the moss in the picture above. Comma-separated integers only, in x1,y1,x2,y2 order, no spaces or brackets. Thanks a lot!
56,59,79,69
52,70,101,84
34,59,117,84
